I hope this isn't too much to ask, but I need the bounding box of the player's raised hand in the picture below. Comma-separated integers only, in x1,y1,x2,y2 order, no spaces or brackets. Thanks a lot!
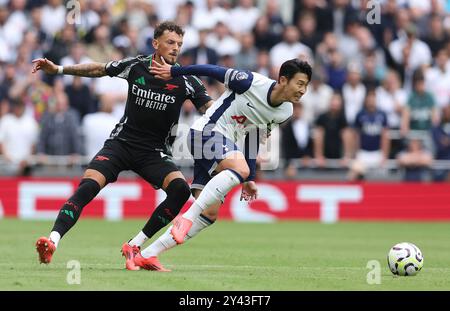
151,56,173,80
240,181,258,201
32,58,58,74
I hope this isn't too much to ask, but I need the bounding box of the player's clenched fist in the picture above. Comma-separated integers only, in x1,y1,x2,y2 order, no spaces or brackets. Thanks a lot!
32,58,58,74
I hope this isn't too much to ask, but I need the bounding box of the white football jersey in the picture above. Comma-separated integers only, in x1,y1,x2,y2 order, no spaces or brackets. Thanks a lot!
191,71,293,149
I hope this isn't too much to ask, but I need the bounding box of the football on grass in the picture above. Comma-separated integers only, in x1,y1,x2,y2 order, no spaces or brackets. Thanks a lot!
387,242,424,276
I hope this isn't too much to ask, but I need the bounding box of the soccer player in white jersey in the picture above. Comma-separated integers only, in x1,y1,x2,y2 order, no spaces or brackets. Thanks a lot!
139,58,311,269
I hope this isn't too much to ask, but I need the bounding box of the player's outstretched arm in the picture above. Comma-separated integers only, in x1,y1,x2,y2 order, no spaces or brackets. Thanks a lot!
32,58,107,77
151,57,253,94
152,57,228,82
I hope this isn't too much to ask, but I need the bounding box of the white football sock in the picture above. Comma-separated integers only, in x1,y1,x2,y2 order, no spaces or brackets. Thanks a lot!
128,231,148,247
186,214,213,239
141,214,213,258
183,169,241,222
49,231,61,248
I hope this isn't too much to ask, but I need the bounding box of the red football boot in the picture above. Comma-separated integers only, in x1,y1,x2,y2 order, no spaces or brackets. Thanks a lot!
134,253,171,272
36,237,56,264
170,215,193,244
121,243,141,271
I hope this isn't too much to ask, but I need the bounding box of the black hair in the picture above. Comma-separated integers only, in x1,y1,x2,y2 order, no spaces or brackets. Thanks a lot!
364,87,377,106
154,21,185,39
10,97,25,108
412,68,425,83
278,59,312,82
365,86,377,96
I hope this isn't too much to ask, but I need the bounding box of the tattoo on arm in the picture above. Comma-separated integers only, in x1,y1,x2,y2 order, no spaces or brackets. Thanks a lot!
63,62,107,77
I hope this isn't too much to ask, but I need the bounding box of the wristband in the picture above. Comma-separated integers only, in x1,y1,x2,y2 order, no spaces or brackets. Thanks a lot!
57,65,64,74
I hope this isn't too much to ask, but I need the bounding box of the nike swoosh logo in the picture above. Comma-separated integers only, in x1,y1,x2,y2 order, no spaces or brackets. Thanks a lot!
246,102,255,109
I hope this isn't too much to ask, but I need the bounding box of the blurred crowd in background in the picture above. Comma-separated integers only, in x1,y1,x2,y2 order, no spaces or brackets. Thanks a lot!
0,0,449,182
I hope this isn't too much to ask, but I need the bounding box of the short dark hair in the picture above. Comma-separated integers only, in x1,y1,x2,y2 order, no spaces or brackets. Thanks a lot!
365,86,377,96
412,68,424,83
10,97,25,108
154,21,184,39
278,59,312,82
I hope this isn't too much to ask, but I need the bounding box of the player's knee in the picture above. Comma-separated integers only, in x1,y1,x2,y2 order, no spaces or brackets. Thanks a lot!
240,166,250,180
166,178,191,202
78,178,102,193
83,169,107,188
229,165,250,181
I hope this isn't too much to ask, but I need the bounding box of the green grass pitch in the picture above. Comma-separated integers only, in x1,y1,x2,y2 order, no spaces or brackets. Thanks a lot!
1,219,449,290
